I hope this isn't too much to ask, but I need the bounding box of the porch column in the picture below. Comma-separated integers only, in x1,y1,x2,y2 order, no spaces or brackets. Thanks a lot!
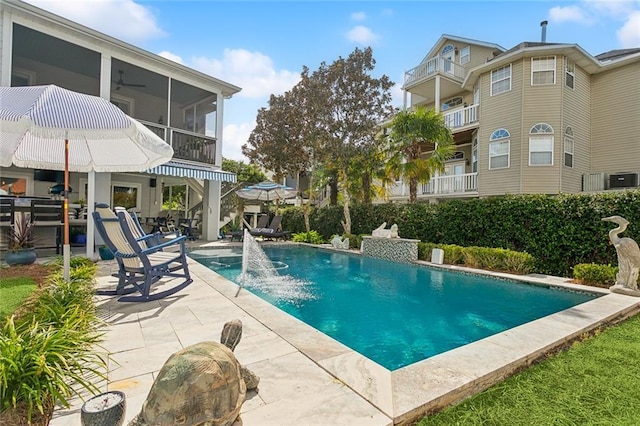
434,75,441,113
1,11,13,86
99,55,112,99
215,93,225,167
89,172,111,257
201,180,221,241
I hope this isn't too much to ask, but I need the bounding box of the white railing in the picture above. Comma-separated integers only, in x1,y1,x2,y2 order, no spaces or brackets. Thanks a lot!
443,104,479,130
404,56,466,86
390,173,478,197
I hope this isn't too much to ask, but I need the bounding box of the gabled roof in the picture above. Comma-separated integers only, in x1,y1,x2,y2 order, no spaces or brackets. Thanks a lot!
595,48,640,62
420,34,506,64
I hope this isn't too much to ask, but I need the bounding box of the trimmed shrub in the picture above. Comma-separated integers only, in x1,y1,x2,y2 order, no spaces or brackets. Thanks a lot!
573,263,617,288
343,233,364,250
292,230,325,244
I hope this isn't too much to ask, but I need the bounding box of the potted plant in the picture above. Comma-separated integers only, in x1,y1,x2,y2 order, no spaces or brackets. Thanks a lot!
98,245,115,260
70,226,87,246
5,212,37,265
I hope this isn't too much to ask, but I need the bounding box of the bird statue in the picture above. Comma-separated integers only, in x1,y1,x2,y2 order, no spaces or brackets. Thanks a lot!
602,215,640,294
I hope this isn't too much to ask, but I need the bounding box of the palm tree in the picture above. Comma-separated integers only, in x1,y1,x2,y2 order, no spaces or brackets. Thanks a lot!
386,107,455,203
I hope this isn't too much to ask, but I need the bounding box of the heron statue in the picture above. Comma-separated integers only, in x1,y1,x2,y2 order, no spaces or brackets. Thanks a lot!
602,215,640,295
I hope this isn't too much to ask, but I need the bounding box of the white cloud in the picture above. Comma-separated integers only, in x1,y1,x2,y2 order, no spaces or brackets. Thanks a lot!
191,49,300,98
617,10,640,47
222,121,256,161
584,0,636,18
351,12,367,21
25,0,166,43
549,6,591,24
157,51,184,64
346,25,379,45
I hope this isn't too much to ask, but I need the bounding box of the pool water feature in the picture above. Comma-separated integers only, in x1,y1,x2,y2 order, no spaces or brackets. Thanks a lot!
190,245,598,371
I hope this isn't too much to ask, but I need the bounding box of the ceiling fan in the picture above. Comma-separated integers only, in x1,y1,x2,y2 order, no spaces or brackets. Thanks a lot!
115,70,146,90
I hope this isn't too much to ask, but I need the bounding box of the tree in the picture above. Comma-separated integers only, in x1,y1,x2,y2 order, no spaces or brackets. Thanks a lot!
310,47,395,232
386,107,455,203
222,158,266,184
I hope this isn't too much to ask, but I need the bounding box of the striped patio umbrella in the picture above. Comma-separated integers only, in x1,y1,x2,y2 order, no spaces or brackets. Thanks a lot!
0,84,173,280
235,181,297,201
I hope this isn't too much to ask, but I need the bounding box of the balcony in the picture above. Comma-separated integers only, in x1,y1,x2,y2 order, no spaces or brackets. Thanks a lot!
404,56,466,88
141,121,216,165
443,104,479,131
390,172,478,199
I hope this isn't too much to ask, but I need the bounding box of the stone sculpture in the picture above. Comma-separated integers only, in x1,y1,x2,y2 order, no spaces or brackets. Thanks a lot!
602,215,640,297
331,235,350,250
371,222,399,238
128,341,245,426
220,319,260,391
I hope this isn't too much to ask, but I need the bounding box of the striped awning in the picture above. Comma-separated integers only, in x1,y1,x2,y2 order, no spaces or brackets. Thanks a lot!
146,160,236,182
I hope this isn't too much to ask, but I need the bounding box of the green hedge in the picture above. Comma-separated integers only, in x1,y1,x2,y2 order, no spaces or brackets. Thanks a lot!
281,191,640,277
417,242,534,274
573,263,618,288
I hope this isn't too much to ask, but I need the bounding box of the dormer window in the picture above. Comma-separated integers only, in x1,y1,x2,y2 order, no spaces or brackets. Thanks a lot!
441,96,463,111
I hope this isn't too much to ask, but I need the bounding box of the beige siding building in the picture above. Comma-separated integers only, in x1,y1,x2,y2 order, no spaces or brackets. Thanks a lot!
390,32,640,202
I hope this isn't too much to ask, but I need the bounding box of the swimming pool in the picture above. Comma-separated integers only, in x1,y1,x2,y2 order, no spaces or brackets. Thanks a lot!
190,245,598,370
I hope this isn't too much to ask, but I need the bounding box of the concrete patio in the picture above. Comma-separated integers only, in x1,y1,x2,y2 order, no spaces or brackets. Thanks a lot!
49,241,640,425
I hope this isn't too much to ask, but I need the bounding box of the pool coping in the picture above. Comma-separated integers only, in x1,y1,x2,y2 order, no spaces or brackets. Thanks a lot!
190,245,640,424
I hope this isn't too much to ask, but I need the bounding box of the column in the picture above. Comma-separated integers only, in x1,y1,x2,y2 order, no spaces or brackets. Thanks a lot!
201,180,221,240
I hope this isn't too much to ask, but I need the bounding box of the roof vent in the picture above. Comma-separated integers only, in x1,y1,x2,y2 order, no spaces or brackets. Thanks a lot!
540,20,548,43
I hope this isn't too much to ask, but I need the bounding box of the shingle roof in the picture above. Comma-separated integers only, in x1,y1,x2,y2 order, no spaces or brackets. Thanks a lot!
595,48,640,62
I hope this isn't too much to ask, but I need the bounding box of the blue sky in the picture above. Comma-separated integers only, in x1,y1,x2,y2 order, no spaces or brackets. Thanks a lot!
25,1,640,161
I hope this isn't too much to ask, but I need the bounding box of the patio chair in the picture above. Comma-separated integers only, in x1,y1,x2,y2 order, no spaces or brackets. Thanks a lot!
249,215,291,240
178,211,200,241
93,204,192,302
114,206,162,247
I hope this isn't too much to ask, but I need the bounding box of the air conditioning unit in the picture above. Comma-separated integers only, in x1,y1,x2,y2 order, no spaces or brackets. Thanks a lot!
609,173,638,189
582,173,605,191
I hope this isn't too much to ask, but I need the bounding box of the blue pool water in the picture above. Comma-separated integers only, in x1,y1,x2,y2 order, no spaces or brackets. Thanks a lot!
190,245,597,370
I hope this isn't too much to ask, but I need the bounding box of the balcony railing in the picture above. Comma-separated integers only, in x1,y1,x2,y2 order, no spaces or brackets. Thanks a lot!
443,104,479,130
140,121,217,165
390,172,478,197
404,56,466,87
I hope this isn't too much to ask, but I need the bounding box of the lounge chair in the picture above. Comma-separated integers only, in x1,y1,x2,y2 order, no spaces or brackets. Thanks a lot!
229,215,269,241
93,204,192,302
249,215,291,240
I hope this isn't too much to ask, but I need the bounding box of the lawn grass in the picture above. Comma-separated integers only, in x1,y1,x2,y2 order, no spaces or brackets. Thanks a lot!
419,313,640,426
0,276,37,320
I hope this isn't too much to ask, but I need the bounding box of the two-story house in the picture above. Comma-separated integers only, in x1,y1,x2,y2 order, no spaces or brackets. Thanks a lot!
391,28,640,202
0,0,240,257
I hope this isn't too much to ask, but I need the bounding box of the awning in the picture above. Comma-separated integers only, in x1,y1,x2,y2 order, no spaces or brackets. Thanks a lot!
146,160,237,182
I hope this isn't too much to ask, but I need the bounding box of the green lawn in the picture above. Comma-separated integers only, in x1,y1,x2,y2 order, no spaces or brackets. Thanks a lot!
0,277,37,320
419,313,640,426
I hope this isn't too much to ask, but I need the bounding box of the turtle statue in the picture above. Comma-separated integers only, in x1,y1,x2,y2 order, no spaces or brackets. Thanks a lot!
128,341,246,426
220,319,260,391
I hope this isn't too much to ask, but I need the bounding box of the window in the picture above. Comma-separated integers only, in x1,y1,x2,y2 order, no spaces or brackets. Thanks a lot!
450,151,464,160
111,94,134,116
0,175,29,196
460,46,470,64
491,64,511,96
11,67,36,87
489,129,510,169
441,96,463,111
529,123,554,166
531,56,556,85
111,181,142,210
441,44,455,55
472,137,478,173
564,126,574,167
565,58,575,89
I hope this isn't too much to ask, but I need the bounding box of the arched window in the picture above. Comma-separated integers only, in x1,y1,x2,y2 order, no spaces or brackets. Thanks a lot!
489,129,510,169
564,126,574,168
529,123,554,166
441,44,455,55
490,129,510,140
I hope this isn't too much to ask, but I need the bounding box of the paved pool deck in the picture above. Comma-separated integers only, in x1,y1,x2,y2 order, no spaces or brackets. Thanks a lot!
50,241,640,425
